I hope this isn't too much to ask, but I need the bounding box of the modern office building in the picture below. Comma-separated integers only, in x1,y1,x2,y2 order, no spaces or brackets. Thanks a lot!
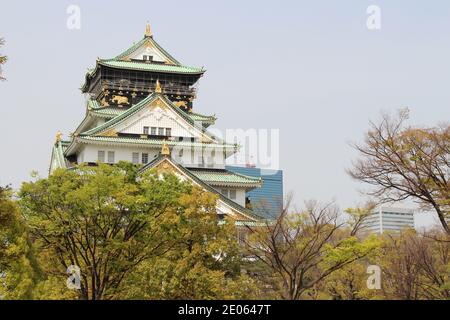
226,166,283,219
359,206,415,234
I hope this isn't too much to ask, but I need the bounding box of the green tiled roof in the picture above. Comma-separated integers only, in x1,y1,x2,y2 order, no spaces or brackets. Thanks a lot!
87,98,214,123
91,107,127,118
74,135,237,150
81,94,224,144
114,36,181,65
51,140,71,171
189,112,216,123
81,36,204,92
87,99,101,109
189,169,262,187
139,155,266,221
235,220,274,227
98,59,204,74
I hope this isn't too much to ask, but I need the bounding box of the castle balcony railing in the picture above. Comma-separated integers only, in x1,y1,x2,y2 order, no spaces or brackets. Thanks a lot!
97,79,196,97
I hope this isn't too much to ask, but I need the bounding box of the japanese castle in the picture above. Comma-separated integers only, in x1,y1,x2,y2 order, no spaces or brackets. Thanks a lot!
49,23,271,225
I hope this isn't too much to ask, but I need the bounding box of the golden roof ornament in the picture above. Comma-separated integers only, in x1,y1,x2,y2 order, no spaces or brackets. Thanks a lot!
145,22,153,38
55,131,62,143
155,79,162,93
161,140,170,156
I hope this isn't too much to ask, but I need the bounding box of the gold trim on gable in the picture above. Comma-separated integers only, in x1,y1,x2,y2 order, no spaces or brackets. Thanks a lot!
148,158,259,223
99,129,118,137
149,97,166,109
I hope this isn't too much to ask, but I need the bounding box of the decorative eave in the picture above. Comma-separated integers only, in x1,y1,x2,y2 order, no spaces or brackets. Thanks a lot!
114,32,181,65
80,93,225,144
64,135,238,157
90,107,127,119
189,112,217,126
87,97,213,123
139,155,267,222
72,101,124,137
81,32,205,92
49,139,71,173
99,60,204,74
188,168,263,189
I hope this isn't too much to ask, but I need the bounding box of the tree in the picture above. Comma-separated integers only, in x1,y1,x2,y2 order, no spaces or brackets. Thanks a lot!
319,259,382,300
378,231,423,299
413,230,450,299
0,186,37,299
0,37,7,81
348,109,450,234
344,201,376,236
117,187,257,299
243,200,380,300
19,163,192,300
378,230,450,300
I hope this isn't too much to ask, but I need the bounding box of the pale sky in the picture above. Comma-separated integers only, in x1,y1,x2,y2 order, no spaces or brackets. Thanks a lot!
1,1,449,228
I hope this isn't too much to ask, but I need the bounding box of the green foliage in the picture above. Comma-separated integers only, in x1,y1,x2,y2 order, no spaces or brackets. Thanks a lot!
19,163,192,300
349,110,450,235
378,230,450,300
320,260,383,300
0,160,446,300
244,201,380,300
0,186,37,299
118,187,256,299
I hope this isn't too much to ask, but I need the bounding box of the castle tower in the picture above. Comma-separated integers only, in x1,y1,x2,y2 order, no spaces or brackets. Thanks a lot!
50,24,266,225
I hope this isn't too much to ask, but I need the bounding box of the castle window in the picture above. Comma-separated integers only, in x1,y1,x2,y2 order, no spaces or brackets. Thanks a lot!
165,128,172,137
132,152,139,164
98,150,105,163
142,55,153,62
143,126,149,135
142,153,149,164
229,190,236,200
107,151,115,163
151,127,157,135
158,127,164,136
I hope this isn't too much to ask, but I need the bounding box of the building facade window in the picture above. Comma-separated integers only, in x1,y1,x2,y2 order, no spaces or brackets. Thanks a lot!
218,189,237,200
158,127,165,136
143,126,149,135
107,151,115,163
98,150,105,163
142,153,149,164
165,128,171,136
151,127,157,135
132,152,139,164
